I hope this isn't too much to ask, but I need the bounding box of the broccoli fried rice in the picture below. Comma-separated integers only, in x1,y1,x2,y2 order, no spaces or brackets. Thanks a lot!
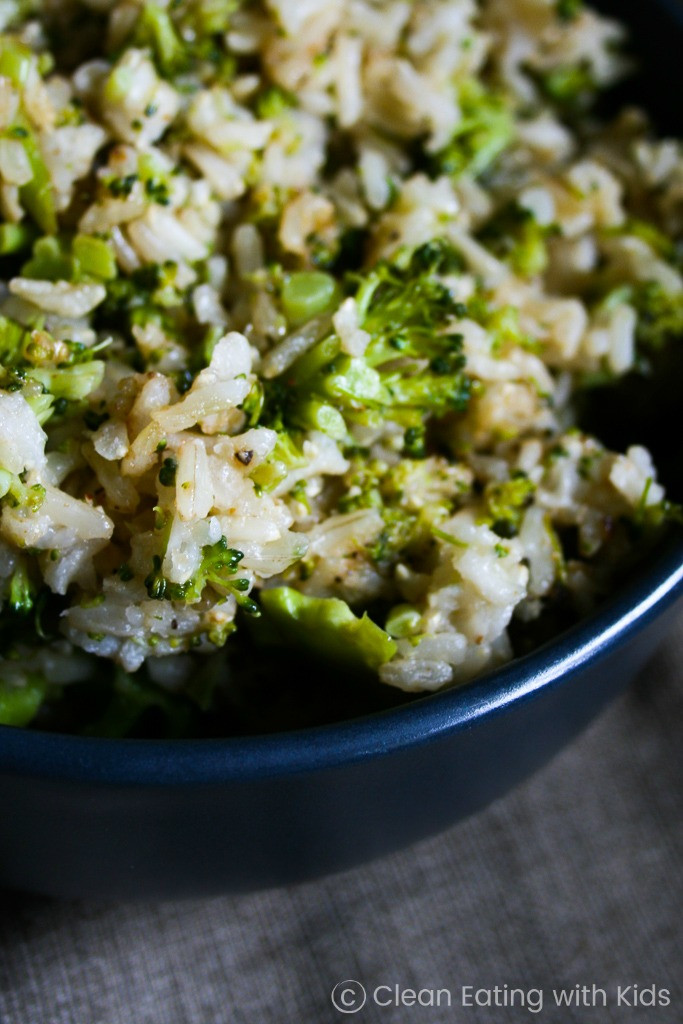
0,0,681,734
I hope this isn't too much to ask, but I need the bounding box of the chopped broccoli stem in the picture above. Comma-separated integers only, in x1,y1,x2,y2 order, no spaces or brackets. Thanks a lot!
0,676,46,727
281,272,339,326
22,235,73,280
139,4,184,75
385,604,422,639
0,222,36,255
29,361,105,401
72,235,118,281
0,37,34,86
8,559,34,614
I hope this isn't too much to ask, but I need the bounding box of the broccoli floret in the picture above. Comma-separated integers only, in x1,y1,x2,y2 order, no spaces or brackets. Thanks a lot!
0,310,106,424
431,80,513,181
94,262,200,365
144,537,257,614
144,555,168,600
158,457,178,487
478,202,559,277
631,282,683,351
261,240,473,448
0,312,109,379
0,471,46,513
338,454,471,568
354,239,467,359
338,458,386,514
369,508,417,567
249,432,307,495
536,62,596,110
483,474,536,537
256,85,297,120
186,539,248,604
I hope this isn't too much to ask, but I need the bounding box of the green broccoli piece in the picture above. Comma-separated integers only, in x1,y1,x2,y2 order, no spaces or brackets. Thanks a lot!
137,4,184,75
0,315,31,368
95,262,198,364
281,271,340,327
483,474,536,537
0,675,47,727
158,457,178,487
145,537,256,615
28,361,105,401
14,126,56,234
0,472,46,513
22,233,118,283
0,309,110,428
537,62,596,109
249,432,307,494
72,235,118,280
555,0,583,21
21,236,73,280
431,80,513,181
256,85,297,120
631,282,683,351
8,559,35,614
127,0,243,80
478,202,558,277
0,39,56,233
0,222,36,256
183,538,250,606
261,240,473,447
260,587,396,672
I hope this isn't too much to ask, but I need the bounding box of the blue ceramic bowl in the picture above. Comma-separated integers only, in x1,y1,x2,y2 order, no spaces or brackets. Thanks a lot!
1,0,682,899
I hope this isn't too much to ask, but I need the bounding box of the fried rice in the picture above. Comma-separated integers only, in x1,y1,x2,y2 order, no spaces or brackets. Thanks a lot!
0,0,681,734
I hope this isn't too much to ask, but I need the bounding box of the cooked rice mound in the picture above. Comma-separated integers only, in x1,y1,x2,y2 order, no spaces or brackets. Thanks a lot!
0,0,681,731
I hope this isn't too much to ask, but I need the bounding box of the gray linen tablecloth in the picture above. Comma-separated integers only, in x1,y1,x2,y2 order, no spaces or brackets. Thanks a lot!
1,615,681,1024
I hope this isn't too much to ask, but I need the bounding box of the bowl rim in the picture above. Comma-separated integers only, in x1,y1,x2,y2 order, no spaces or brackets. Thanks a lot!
1,532,682,785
